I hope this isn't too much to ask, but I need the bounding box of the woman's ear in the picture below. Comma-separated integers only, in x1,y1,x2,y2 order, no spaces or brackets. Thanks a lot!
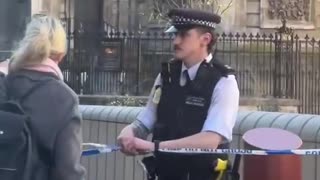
49,53,66,64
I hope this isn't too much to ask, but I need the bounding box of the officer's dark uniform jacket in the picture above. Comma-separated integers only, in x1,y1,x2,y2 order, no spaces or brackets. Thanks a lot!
152,58,235,179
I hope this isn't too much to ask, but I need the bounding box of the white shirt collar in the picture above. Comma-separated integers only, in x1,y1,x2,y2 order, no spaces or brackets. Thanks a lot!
181,53,213,81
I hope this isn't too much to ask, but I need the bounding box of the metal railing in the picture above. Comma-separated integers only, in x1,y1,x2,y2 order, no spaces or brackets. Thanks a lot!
60,26,320,114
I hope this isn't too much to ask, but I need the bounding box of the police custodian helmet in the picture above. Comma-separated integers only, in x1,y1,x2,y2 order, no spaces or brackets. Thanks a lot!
165,8,222,33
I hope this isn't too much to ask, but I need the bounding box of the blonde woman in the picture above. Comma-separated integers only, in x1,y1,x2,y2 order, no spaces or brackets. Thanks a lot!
6,15,85,180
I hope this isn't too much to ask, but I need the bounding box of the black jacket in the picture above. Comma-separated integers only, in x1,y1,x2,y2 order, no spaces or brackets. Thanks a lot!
5,70,86,180
153,59,233,178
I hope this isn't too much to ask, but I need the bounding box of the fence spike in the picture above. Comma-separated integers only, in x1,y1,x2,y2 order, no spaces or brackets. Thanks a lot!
262,33,267,38
122,31,127,37
153,31,159,37
256,33,261,38
305,34,310,40
235,32,240,38
268,33,274,39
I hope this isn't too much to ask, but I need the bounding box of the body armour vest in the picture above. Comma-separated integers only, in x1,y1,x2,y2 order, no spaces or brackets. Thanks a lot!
152,58,235,177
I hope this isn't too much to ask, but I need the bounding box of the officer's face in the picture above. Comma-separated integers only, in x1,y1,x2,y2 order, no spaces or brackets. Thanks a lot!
173,28,210,60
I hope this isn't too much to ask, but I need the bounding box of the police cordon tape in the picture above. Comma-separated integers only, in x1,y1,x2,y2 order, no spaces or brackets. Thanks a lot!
82,143,320,157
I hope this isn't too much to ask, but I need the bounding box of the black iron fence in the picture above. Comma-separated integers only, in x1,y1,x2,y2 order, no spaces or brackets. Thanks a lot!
59,29,320,114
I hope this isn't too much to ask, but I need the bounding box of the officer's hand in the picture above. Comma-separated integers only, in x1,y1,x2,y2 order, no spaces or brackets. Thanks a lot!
117,126,138,156
134,138,154,155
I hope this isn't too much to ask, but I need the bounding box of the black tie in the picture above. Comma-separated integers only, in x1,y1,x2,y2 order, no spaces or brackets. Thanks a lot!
183,70,191,85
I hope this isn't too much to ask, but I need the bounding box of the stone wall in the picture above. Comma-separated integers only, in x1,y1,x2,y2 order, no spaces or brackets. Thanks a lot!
79,105,320,180
243,0,320,37
103,0,143,31
27,0,320,37
137,0,320,37
79,95,300,113
0,0,31,50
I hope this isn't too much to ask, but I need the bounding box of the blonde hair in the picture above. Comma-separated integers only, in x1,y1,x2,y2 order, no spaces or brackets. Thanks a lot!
9,15,67,71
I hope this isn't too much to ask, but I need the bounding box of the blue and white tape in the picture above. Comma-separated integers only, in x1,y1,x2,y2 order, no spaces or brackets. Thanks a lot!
82,143,121,156
159,148,320,156
82,143,320,157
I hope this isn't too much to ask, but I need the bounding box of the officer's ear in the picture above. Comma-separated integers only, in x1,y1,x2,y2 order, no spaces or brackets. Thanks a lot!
200,32,212,47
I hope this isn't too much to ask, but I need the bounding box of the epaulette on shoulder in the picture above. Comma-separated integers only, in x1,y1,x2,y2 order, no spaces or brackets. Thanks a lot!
168,58,181,64
166,58,182,70
162,58,181,68
168,58,176,62
211,59,235,76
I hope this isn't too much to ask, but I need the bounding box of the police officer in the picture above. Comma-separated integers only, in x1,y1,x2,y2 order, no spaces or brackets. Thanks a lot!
117,8,240,180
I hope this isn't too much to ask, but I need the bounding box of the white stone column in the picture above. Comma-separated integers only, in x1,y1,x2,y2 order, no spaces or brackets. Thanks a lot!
31,0,44,15
316,0,320,28
218,0,247,33
31,0,63,17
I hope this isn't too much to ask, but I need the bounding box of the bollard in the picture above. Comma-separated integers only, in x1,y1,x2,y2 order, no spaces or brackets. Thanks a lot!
242,128,302,180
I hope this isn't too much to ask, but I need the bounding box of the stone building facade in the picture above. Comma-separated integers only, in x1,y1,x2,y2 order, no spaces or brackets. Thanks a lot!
243,0,320,37
1,0,320,52
96,0,320,37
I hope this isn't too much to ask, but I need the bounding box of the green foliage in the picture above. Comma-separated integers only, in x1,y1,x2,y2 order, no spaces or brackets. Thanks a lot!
108,96,147,106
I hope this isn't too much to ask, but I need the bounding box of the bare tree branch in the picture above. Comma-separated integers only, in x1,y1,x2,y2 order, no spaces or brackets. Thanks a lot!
215,4,220,14
168,0,180,8
220,0,233,15
147,0,233,22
